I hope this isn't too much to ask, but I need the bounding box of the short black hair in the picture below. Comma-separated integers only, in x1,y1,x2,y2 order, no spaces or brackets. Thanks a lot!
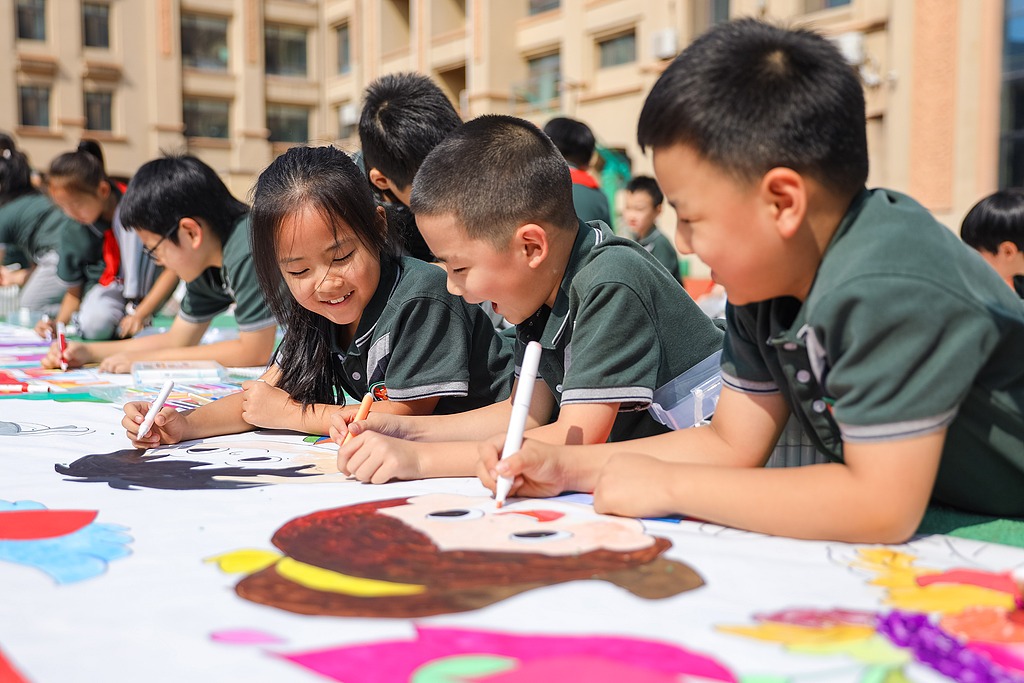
625,175,663,207
543,117,597,168
637,18,868,199
0,135,36,204
410,115,579,246
359,72,462,190
119,154,248,244
961,190,1024,252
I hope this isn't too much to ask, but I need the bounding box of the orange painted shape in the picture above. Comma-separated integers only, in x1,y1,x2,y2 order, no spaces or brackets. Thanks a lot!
917,569,1022,598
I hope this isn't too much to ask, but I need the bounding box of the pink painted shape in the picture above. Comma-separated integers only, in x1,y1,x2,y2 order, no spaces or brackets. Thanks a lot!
474,655,678,683
916,569,1022,598
0,510,98,540
276,626,735,683
966,642,1024,673
211,629,286,645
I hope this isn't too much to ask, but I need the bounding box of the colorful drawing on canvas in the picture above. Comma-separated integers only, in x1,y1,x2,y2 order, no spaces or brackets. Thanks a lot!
717,547,1024,680
0,500,132,584
0,420,93,436
0,645,30,683
264,626,736,683
55,434,347,490
208,493,703,618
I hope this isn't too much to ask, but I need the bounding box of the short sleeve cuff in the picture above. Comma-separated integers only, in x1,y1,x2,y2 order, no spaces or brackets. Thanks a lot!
387,381,469,401
721,370,779,394
236,316,277,332
177,309,225,325
837,408,957,443
561,386,654,406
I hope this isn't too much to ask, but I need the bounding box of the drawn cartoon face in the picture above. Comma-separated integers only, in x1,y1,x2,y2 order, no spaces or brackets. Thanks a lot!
381,494,656,556
211,493,703,618
55,435,344,490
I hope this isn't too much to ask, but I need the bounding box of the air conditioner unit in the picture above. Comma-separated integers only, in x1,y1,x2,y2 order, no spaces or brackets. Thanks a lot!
339,103,359,126
652,28,678,60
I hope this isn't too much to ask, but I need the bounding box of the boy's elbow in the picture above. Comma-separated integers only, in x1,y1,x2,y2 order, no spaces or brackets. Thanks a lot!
842,504,924,545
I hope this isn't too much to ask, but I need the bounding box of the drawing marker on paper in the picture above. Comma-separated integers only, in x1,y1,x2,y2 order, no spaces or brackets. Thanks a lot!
41,314,52,342
495,340,543,509
343,392,374,446
56,321,68,371
136,379,175,440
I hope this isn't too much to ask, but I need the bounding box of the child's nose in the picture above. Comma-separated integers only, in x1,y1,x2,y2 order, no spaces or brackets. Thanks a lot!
674,227,694,255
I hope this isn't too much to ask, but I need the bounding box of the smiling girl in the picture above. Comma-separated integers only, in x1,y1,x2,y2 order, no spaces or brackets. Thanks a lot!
123,145,513,460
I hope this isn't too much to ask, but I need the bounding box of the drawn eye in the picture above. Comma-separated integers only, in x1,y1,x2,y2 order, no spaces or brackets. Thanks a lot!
509,530,573,543
237,456,275,462
426,509,483,521
186,446,229,454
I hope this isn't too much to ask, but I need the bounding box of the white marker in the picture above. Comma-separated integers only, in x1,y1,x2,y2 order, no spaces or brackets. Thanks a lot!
136,379,175,440
495,340,543,508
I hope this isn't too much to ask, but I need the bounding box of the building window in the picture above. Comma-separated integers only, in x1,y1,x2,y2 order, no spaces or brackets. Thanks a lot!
336,24,351,75
265,24,307,77
19,85,50,127
1001,0,1024,186
337,102,358,139
82,3,109,48
525,52,560,104
804,0,851,10
529,0,559,15
84,91,113,131
266,104,309,143
183,98,229,138
16,0,46,41
598,31,636,68
181,13,228,71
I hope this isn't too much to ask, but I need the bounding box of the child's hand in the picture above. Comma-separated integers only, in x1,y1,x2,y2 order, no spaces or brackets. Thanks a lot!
117,312,147,338
34,317,56,339
593,453,674,518
239,379,294,430
122,401,185,448
0,266,28,287
99,351,140,374
41,340,90,369
336,431,423,484
477,437,573,499
328,409,410,444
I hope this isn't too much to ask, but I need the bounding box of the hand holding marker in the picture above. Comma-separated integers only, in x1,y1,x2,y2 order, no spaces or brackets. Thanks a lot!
495,340,543,508
56,321,68,371
136,380,176,440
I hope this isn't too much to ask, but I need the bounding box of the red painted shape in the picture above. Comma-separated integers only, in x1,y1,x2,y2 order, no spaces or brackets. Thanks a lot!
917,569,1022,598
495,510,565,523
0,646,30,683
0,510,98,540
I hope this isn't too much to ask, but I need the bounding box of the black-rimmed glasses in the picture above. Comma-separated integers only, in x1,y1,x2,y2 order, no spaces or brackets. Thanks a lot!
142,225,178,260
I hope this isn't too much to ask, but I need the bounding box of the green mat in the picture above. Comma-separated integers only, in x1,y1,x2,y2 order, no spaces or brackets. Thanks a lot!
917,504,1024,548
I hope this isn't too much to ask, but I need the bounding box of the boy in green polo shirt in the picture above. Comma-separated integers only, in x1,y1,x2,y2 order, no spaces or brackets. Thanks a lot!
332,115,724,483
622,175,681,283
479,19,1024,543
42,155,276,372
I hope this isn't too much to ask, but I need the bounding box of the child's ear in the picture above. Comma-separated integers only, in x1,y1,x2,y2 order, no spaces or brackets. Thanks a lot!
997,240,1021,260
178,217,204,249
515,224,549,268
96,180,111,201
760,167,806,240
368,168,392,192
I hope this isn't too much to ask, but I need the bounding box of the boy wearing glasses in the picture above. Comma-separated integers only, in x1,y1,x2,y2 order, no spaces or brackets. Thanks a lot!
42,155,277,372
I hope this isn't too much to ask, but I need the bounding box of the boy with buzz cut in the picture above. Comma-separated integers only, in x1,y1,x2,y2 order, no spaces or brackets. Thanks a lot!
359,72,463,262
622,175,681,283
42,155,277,373
479,19,1024,543
330,115,724,484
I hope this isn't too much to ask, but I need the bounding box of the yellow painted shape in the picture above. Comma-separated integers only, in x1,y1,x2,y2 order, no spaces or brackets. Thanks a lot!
885,583,1016,614
276,557,425,597
717,623,875,646
205,549,282,574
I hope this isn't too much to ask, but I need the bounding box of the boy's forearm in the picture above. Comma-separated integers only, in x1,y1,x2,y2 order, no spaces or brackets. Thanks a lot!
56,289,82,324
180,392,251,441
416,441,482,478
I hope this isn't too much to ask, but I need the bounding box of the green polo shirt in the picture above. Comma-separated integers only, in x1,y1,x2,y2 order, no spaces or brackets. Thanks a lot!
631,228,681,283
329,256,514,414
56,220,107,294
722,188,1024,517
0,194,69,260
515,221,725,441
178,214,276,332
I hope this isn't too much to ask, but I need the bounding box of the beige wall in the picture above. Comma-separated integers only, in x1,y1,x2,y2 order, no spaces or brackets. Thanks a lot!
0,0,1007,254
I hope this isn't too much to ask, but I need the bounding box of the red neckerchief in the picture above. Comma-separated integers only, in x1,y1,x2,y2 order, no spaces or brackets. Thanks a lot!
569,167,600,189
97,181,127,287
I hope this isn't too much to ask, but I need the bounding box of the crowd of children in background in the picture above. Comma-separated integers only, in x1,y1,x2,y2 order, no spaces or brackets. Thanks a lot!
5,18,1024,544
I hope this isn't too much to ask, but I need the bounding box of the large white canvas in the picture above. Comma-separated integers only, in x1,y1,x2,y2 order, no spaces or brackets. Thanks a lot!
2,397,1022,682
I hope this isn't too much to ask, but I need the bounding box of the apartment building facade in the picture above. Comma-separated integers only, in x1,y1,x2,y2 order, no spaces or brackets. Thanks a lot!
0,0,1011,239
